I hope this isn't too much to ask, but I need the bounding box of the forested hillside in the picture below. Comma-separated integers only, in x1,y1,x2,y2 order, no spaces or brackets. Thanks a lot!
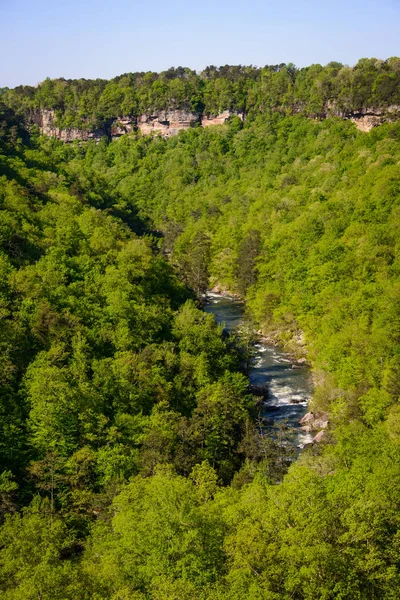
1,57,400,598
98,112,400,424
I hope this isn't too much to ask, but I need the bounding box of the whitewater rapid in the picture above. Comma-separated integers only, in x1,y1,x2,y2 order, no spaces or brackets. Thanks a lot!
204,292,314,448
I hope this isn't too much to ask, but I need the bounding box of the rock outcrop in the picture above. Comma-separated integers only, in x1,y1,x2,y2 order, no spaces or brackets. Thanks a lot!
325,103,400,132
29,103,400,142
347,106,400,132
137,110,200,138
201,110,243,127
110,116,136,139
29,108,244,142
30,109,107,142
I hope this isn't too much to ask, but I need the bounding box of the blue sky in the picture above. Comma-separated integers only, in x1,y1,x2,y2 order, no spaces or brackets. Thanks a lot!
1,0,399,87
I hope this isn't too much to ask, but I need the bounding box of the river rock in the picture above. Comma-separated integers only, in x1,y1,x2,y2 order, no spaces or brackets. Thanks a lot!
313,418,329,430
313,430,326,443
297,358,307,364
302,442,314,450
299,412,315,426
249,384,268,399
291,397,304,404
299,412,329,430
299,425,312,433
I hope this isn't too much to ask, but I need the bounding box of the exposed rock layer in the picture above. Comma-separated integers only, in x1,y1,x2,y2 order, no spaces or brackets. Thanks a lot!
137,110,200,138
29,104,400,141
30,109,243,142
329,104,400,132
201,110,243,127
30,110,106,141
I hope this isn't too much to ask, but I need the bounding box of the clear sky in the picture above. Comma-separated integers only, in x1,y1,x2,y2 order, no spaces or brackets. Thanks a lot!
1,0,399,88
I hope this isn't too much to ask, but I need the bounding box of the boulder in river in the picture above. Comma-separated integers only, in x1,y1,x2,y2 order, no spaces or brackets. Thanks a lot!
249,384,268,399
313,430,326,443
299,412,315,426
313,418,329,430
302,442,314,450
299,425,312,433
299,412,329,430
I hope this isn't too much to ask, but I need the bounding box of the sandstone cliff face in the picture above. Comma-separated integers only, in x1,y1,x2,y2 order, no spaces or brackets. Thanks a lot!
201,110,243,127
348,105,400,132
29,108,245,142
30,109,107,141
325,102,400,132
350,114,382,133
30,104,398,141
110,116,136,139
137,110,200,138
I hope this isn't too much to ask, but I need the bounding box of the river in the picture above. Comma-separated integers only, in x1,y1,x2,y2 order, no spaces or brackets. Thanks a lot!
204,292,314,448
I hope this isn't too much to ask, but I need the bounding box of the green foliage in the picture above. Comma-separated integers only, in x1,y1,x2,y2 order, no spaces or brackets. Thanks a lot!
83,467,227,598
3,58,400,131
2,69,400,598
73,112,400,427
0,502,85,599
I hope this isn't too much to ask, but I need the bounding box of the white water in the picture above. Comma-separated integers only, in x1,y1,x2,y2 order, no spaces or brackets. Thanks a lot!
204,293,314,448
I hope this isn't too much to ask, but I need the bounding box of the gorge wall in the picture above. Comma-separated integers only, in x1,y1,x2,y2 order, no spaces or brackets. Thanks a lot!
30,108,244,142
347,106,400,132
327,104,400,133
29,105,399,142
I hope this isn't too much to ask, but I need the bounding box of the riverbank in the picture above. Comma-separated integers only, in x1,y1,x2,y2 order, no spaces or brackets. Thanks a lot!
204,292,315,448
209,284,311,365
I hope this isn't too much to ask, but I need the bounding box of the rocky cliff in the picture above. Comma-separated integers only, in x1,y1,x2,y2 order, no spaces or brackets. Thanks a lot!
325,103,400,132
201,110,240,127
348,106,400,132
30,109,107,142
29,103,398,142
137,110,200,137
29,108,244,142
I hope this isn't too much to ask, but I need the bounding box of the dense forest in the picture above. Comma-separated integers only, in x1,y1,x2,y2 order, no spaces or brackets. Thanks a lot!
1,58,400,598
1,57,400,130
